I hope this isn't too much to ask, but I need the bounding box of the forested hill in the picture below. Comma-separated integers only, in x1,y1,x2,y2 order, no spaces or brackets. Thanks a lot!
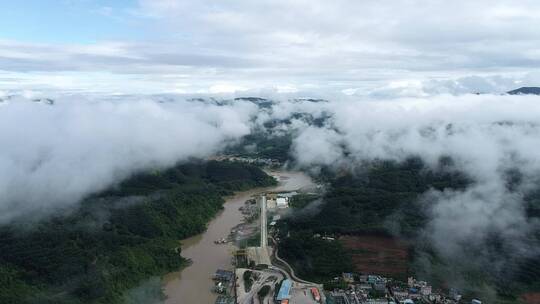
287,157,470,236
277,157,470,283
0,161,276,304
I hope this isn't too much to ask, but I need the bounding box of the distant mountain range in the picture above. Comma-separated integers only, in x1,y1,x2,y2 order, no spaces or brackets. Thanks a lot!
507,87,540,95
0,95,55,105
1,88,538,107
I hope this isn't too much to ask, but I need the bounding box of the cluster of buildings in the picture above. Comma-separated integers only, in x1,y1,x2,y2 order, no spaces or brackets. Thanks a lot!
327,273,482,304
211,155,281,166
266,197,289,210
274,279,322,304
389,277,434,303
212,269,235,295
332,274,389,303
267,192,294,210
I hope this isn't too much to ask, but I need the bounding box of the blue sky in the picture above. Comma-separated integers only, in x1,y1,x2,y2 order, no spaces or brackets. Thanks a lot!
0,0,539,95
0,0,143,43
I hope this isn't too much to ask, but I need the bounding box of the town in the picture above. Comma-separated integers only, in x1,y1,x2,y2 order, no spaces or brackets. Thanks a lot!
210,155,282,168
208,190,483,304
324,274,480,304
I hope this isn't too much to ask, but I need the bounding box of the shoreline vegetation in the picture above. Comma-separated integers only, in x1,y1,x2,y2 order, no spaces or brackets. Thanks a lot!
0,160,277,304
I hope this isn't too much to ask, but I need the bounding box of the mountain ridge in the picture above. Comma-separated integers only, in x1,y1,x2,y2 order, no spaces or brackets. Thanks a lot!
507,87,540,95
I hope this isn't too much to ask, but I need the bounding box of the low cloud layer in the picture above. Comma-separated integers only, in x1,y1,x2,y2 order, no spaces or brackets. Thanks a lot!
284,94,540,294
291,94,540,171
0,96,256,224
1,92,539,296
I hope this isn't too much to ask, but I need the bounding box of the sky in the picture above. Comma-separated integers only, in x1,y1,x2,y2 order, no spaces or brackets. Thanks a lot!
1,0,540,95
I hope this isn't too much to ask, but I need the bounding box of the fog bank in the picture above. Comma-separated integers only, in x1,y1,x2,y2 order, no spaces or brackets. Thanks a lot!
0,96,256,224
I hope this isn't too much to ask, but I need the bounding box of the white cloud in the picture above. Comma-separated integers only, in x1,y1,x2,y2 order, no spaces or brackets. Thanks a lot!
208,83,248,94
1,1,540,94
280,93,540,290
0,96,257,224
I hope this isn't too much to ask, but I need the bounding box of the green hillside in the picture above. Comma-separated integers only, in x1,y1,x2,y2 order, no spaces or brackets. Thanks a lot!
0,161,276,304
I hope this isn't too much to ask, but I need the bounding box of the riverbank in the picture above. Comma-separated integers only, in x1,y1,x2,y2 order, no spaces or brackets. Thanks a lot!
162,170,315,304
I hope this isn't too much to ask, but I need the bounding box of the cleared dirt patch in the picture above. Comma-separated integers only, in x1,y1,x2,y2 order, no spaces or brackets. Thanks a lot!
340,235,409,279
521,293,540,304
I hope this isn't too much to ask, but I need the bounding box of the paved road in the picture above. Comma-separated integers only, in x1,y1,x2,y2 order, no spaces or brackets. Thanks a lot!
271,237,326,303
237,268,284,304
257,195,324,303
260,195,267,248
273,245,316,285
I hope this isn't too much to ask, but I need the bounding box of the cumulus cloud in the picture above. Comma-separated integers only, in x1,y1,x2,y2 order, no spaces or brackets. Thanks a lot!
2,1,540,93
288,94,540,216
292,128,343,166
291,94,540,169
0,95,257,224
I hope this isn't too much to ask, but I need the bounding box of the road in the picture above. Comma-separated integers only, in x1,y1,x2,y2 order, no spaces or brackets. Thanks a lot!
236,268,284,304
271,239,319,285
239,173,324,304
260,195,268,248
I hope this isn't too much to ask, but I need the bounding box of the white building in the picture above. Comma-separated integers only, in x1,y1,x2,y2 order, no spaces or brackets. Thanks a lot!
278,191,298,198
420,285,432,296
276,197,289,208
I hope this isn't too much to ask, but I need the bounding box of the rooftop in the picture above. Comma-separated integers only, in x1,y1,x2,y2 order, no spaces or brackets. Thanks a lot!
276,279,292,300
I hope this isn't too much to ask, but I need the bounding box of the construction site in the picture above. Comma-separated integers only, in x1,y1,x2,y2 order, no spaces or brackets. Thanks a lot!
215,193,324,304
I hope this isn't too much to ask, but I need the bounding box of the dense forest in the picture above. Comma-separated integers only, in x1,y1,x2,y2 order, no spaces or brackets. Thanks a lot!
287,157,470,236
224,109,332,162
277,230,353,284
224,129,293,162
0,161,276,304
277,157,469,286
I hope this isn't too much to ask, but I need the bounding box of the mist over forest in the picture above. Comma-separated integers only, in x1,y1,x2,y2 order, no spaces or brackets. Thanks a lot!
1,90,539,303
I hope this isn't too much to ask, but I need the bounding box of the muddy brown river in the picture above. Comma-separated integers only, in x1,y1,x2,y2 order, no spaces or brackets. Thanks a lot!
162,170,314,304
